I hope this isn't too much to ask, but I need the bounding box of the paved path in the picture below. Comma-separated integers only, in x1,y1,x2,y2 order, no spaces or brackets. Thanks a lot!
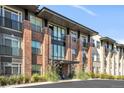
21,80,124,88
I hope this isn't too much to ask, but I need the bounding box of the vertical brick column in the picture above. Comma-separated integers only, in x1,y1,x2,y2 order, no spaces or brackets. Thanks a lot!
87,42,93,72
116,48,120,75
111,53,115,75
65,35,72,61
22,20,32,77
106,51,111,75
120,48,124,75
42,27,51,75
100,41,105,74
76,38,83,71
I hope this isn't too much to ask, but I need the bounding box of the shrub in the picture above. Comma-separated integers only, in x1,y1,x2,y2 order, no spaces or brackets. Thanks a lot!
45,65,60,82
24,76,30,83
108,75,114,79
74,70,90,80
121,76,124,80
87,72,95,78
16,75,24,84
95,73,100,78
31,74,41,82
100,73,109,79
8,76,17,85
114,76,121,80
0,76,8,86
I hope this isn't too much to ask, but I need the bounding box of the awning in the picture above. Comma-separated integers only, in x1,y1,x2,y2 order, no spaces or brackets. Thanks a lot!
52,59,79,64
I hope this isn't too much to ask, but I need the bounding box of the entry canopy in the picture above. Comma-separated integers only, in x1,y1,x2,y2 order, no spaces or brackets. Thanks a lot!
52,59,79,64
36,7,98,36
116,43,124,48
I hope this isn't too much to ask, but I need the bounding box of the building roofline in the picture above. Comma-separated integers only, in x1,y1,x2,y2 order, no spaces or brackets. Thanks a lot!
100,37,116,43
37,7,98,36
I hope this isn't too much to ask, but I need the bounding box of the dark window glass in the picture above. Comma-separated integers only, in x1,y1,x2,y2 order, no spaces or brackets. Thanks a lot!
52,44,65,60
32,41,41,55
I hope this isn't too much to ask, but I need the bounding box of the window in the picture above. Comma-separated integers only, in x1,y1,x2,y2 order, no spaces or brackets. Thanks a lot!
32,64,41,74
72,49,77,55
0,35,21,56
0,6,22,30
71,31,77,42
32,41,41,55
30,15,42,32
52,25,66,41
52,44,65,60
96,41,100,48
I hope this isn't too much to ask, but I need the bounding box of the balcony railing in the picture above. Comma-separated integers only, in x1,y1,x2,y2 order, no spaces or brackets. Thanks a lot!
0,16,22,31
0,45,22,57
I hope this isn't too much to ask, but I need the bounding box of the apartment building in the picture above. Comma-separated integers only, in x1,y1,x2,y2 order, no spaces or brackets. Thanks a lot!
0,5,98,78
0,5,124,78
91,35,124,76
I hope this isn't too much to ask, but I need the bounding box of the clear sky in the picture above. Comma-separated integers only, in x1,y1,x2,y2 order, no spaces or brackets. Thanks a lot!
40,5,124,43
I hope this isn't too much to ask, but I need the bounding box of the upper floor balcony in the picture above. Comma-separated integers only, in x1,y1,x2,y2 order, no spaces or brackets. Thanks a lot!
0,16,22,31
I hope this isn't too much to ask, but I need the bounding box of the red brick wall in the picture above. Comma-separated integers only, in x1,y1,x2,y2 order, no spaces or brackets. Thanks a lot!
22,20,32,77
42,27,51,75
76,39,83,71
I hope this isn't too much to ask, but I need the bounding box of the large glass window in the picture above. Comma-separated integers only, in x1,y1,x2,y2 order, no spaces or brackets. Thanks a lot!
30,15,42,32
96,41,100,49
32,64,41,74
52,44,65,60
52,25,66,41
0,35,21,56
0,6,22,30
32,40,41,55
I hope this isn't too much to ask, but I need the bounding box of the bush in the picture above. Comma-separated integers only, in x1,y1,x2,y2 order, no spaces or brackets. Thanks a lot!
45,65,60,82
114,76,121,80
16,75,24,84
100,73,109,79
31,74,41,82
8,76,17,85
121,76,124,80
0,76,8,86
24,76,30,83
108,75,114,79
74,70,90,80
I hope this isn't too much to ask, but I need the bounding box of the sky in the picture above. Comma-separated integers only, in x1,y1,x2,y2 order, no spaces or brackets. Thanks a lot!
40,5,124,43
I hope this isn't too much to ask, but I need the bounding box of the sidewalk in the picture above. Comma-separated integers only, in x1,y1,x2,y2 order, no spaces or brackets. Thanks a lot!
1,79,82,88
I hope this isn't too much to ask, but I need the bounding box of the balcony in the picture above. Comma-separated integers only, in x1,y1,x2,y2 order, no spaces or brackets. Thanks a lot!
0,45,22,57
0,16,22,31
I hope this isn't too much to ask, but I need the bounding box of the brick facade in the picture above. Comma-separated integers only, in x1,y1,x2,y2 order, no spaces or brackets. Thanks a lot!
22,20,32,77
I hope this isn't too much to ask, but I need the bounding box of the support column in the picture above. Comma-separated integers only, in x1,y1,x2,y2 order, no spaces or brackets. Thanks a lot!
100,41,105,74
106,51,111,75
111,53,115,75
116,47,120,75
42,27,51,75
120,48,124,75
22,20,32,77
87,35,93,72
76,38,83,71
65,35,72,61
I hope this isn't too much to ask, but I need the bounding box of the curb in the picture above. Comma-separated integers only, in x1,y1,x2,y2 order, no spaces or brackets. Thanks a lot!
2,79,82,88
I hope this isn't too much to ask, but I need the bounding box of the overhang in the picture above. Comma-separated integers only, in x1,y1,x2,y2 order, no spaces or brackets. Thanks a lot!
116,43,124,48
16,5,39,13
52,59,79,64
100,37,116,44
37,7,98,36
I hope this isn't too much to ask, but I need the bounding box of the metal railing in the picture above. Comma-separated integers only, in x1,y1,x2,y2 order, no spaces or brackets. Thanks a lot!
0,16,22,31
